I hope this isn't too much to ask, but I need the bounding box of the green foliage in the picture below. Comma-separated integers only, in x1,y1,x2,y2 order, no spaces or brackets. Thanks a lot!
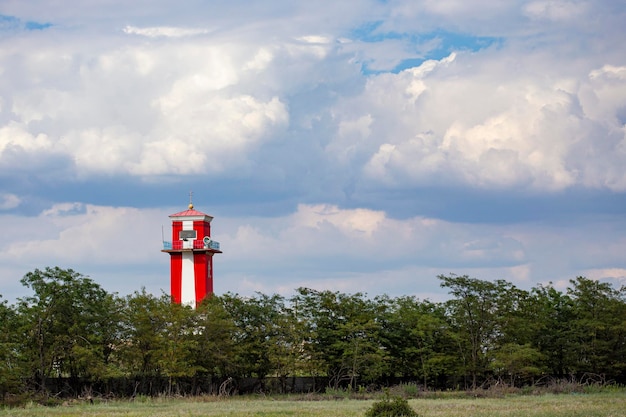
388,382,420,398
293,288,387,390
490,343,545,384
16,267,122,388
530,283,576,378
194,296,238,377
4,267,626,402
119,289,171,377
0,297,24,396
365,394,419,417
439,274,517,389
156,301,202,387
567,276,626,376
377,295,457,388
324,386,352,399
222,292,293,379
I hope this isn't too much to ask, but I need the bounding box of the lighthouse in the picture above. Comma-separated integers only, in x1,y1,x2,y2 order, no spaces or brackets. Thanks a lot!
161,199,222,307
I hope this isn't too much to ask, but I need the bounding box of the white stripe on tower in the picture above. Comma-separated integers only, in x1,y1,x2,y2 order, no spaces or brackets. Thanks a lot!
181,252,195,307
180,220,196,307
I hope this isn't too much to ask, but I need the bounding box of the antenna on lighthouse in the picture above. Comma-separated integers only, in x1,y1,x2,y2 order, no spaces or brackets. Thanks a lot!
188,190,194,210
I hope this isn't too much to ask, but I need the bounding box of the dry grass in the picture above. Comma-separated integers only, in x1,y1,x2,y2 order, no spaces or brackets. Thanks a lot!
1,392,625,417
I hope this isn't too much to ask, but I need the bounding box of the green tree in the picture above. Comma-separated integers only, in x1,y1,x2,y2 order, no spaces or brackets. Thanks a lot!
16,267,122,392
270,298,304,390
377,295,457,389
567,276,626,379
490,343,545,385
157,301,200,394
0,297,24,400
222,293,288,382
484,283,547,386
439,274,513,388
194,295,238,378
491,285,536,347
293,288,387,390
119,289,171,379
530,283,576,379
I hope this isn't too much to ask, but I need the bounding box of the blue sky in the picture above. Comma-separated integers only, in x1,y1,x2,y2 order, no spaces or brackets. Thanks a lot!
1,0,625,302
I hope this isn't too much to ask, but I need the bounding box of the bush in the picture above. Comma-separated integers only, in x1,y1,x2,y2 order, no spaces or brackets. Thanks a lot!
365,395,419,417
388,382,421,398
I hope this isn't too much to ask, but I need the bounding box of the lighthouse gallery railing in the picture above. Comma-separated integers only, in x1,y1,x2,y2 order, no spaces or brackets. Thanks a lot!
162,240,220,250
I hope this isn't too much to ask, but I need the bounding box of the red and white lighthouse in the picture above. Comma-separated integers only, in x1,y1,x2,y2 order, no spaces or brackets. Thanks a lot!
162,201,222,307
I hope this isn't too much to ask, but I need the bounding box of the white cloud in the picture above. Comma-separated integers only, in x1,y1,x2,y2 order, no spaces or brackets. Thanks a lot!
0,204,163,267
1,200,624,302
3,3,623,192
243,48,274,72
2,35,293,177
123,25,212,38
60,127,144,175
0,0,624,304
295,35,333,45
136,94,288,175
218,204,626,297
418,0,511,17
328,49,626,192
523,0,589,22
222,203,528,271
583,268,626,282
293,204,385,236
0,194,20,210
0,122,54,154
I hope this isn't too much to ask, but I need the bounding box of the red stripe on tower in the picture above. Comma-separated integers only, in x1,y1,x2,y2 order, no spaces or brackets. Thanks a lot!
170,253,183,304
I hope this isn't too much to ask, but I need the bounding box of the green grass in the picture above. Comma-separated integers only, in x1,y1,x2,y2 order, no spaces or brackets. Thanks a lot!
2,392,626,417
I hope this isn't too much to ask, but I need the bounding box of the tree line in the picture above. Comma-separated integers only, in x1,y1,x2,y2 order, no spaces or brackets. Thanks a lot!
1,267,625,401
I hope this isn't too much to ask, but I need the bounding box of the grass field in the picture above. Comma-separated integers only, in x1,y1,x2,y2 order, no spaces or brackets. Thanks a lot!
2,392,626,417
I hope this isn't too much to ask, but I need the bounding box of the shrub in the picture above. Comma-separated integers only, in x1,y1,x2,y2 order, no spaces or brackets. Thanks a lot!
365,395,419,417
324,386,351,399
388,382,421,398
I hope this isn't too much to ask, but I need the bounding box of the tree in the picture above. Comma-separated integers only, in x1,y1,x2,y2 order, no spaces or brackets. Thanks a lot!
377,295,457,389
157,302,200,394
484,283,547,386
0,297,24,400
293,288,387,390
221,293,288,382
16,267,122,393
194,295,238,378
530,283,576,379
490,343,545,385
567,277,626,380
118,289,171,379
439,274,513,389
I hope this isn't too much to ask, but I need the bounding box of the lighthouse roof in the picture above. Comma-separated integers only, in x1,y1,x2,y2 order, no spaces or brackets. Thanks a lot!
170,208,209,217
169,206,214,221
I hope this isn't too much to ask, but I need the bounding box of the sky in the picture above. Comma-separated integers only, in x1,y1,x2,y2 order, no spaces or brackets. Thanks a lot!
1,0,625,303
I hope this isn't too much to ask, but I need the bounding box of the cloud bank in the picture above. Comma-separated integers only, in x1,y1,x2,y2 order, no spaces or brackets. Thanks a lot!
0,0,624,301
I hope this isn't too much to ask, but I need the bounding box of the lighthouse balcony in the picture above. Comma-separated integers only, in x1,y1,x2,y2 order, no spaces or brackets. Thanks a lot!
162,239,220,251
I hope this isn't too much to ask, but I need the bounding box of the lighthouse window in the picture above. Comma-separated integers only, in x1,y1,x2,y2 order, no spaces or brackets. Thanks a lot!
179,230,197,240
